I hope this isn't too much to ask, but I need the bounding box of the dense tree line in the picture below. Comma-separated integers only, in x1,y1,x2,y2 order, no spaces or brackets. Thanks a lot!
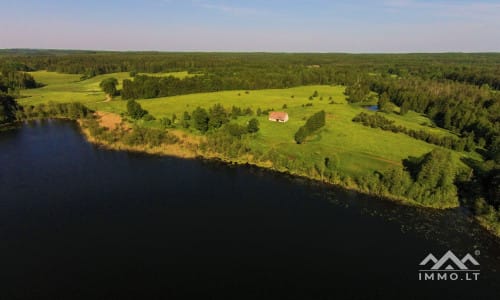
3,51,498,101
190,104,254,133
352,112,471,151
19,102,92,120
1,94,91,126
1,50,497,86
295,110,326,144
120,70,340,99
0,70,39,93
368,77,499,148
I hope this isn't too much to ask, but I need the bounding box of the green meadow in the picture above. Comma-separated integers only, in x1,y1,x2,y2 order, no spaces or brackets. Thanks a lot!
20,71,479,177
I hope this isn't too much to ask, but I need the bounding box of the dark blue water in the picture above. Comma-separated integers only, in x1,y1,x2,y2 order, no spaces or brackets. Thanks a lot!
0,120,499,299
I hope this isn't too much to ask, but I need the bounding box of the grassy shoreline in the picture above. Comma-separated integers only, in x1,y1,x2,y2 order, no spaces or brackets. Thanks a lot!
78,119,500,238
77,118,431,208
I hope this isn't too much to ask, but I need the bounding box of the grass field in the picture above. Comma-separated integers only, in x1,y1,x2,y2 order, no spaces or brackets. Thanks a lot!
20,71,481,177
19,71,194,106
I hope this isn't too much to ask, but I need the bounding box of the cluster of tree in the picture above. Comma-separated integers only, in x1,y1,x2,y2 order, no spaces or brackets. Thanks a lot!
18,101,92,120
190,104,258,134
229,106,253,118
202,126,251,159
294,110,326,144
0,70,39,93
2,51,499,92
377,92,397,113
99,78,118,96
345,79,371,103
368,76,499,151
120,70,336,99
389,63,500,90
357,149,460,208
126,99,149,120
0,93,20,125
1,94,91,125
352,112,472,151
201,118,259,158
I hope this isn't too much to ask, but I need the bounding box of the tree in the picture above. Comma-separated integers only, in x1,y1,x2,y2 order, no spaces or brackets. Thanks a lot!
345,82,370,103
0,93,19,124
409,149,459,207
294,111,326,144
99,78,118,96
305,110,326,132
247,118,260,133
225,123,247,137
160,117,172,129
487,136,500,163
378,92,392,113
294,126,308,144
127,99,148,120
400,101,410,115
192,107,209,133
209,103,228,129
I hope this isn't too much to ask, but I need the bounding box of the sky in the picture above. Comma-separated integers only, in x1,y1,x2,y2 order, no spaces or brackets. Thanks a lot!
1,0,499,52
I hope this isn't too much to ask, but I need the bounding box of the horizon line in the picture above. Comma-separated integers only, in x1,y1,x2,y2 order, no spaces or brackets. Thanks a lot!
1,48,500,55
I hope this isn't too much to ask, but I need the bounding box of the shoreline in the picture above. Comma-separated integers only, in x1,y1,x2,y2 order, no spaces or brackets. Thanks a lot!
76,119,443,209
5,117,499,238
77,117,500,239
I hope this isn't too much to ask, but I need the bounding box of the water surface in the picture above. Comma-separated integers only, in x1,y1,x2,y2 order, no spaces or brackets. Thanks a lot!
0,120,498,299
363,105,379,111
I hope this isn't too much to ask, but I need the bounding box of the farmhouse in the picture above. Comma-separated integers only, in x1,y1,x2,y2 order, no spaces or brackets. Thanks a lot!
269,111,289,123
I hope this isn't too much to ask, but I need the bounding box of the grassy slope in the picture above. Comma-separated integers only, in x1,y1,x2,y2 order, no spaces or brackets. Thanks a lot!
19,71,193,106
20,71,481,178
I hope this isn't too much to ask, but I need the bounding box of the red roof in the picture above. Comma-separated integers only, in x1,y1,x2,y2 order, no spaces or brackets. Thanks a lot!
269,111,288,120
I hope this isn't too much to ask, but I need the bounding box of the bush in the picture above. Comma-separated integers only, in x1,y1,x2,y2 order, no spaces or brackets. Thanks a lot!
99,78,118,96
160,117,172,128
294,126,308,144
247,118,260,133
192,107,209,133
142,114,155,121
127,99,148,120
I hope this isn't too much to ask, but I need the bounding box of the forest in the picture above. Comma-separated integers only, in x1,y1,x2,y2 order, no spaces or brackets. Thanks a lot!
0,50,498,235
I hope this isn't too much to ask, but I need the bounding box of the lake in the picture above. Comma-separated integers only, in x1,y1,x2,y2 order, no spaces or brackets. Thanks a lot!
0,120,498,299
